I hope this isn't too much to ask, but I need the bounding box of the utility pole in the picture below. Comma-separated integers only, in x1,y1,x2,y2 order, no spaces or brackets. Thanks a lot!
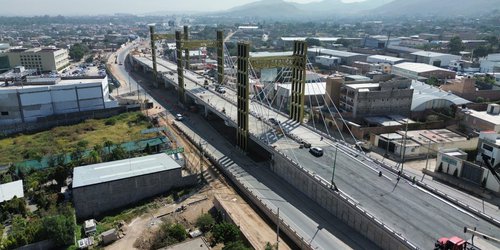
422,138,432,181
276,207,280,250
400,118,409,175
331,145,338,186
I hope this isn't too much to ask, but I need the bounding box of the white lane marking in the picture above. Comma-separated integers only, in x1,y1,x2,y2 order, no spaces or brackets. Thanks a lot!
415,185,478,220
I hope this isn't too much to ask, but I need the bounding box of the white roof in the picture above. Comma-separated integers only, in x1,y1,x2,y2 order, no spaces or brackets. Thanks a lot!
393,62,453,73
309,47,365,58
367,55,405,63
411,51,459,58
0,180,24,203
281,37,340,42
73,153,182,188
466,109,500,126
250,51,293,57
345,83,379,90
411,80,470,111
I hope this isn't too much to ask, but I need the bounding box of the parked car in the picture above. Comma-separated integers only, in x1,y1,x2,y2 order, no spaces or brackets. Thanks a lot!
268,118,279,126
175,114,183,121
309,147,324,157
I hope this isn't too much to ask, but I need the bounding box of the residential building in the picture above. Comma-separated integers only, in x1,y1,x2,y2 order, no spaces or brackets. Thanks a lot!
411,51,461,67
367,55,406,65
436,148,499,193
459,104,500,133
339,79,413,118
0,180,24,203
440,77,500,102
72,153,197,218
273,81,326,108
411,80,470,113
6,47,69,72
0,75,117,125
392,62,456,81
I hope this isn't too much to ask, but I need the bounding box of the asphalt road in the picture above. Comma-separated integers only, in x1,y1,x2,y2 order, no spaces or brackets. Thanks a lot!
127,51,500,249
283,145,500,249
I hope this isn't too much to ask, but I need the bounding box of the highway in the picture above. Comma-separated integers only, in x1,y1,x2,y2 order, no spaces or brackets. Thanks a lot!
130,54,500,249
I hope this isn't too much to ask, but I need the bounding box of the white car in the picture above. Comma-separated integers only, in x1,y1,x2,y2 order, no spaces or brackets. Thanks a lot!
175,114,183,121
309,147,324,157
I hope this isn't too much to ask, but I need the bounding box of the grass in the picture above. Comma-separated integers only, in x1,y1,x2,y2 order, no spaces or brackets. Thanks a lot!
0,112,155,165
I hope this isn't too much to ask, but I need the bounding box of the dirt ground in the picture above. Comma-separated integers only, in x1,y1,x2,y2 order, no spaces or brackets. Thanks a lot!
104,80,291,250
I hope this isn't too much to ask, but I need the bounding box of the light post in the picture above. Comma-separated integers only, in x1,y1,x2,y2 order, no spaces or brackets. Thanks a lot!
331,145,338,191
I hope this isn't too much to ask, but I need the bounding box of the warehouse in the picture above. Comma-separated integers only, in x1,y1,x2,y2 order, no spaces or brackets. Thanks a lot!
367,55,406,65
72,153,197,219
411,51,461,67
392,62,456,81
0,75,117,125
308,47,367,66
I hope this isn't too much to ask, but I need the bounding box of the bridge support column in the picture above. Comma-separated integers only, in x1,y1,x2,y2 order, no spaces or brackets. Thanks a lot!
183,26,189,70
236,42,250,152
176,31,185,103
290,41,307,123
217,30,224,85
149,25,159,88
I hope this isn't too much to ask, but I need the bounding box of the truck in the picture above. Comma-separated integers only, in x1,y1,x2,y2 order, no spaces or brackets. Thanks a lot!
434,236,480,250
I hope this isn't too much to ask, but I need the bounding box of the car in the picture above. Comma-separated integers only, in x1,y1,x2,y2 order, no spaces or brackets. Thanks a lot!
175,114,183,121
309,147,323,157
268,118,279,126
215,86,226,94
119,62,123,65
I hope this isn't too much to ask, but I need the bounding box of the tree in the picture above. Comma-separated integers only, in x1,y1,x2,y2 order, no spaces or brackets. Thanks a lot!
222,241,251,250
110,145,127,161
336,38,351,47
69,43,89,61
196,213,215,232
212,222,241,244
426,76,439,86
41,215,75,246
474,45,492,58
168,224,187,242
86,150,101,164
448,36,464,55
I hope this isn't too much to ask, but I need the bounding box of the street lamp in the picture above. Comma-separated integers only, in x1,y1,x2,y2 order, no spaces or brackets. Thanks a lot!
331,145,338,191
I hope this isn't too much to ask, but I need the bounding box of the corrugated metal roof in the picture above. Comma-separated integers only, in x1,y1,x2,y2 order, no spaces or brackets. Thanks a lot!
72,153,181,188
411,80,470,111
0,180,24,202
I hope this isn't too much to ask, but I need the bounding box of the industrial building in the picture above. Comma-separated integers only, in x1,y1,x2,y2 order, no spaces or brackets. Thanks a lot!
338,79,413,118
72,153,197,219
308,47,367,66
480,53,500,73
0,75,117,125
410,80,470,112
392,62,456,81
410,51,461,67
367,55,406,65
5,47,69,72
0,180,24,203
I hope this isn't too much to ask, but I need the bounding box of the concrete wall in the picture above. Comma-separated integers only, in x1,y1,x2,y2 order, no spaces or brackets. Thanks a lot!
270,150,417,250
73,169,197,219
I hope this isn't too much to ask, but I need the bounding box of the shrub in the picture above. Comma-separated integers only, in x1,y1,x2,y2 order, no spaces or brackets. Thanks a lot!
212,222,240,244
105,118,117,126
196,213,215,232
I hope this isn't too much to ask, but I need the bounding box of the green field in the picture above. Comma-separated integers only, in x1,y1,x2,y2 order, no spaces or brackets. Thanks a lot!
0,112,154,165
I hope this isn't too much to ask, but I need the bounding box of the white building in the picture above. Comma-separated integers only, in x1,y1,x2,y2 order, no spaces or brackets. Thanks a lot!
480,53,500,73
436,148,499,193
460,104,500,133
315,55,340,67
411,51,461,67
6,47,69,72
0,76,117,125
476,131,500,167
392,62,456,81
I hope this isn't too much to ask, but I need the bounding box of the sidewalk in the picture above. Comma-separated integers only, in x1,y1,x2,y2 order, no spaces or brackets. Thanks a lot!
368,151,500,219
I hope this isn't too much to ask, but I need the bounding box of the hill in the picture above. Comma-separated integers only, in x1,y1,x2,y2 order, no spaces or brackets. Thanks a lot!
370,0,500,17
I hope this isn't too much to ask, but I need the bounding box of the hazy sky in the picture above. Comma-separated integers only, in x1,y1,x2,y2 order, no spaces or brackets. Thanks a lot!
0,0,366,16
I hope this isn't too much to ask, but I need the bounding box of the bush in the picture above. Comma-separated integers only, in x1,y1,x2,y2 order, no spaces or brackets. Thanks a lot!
105,118,117,126
222,241,251,250
212,222,240,244
196,213,215,232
